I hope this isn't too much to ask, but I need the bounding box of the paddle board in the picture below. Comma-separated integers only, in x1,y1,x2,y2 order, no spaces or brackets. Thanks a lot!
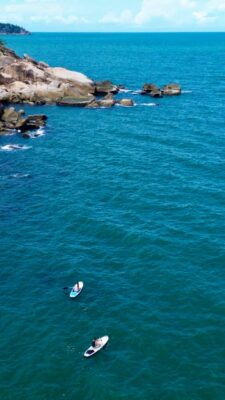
69,281,83,298
84,336,109,358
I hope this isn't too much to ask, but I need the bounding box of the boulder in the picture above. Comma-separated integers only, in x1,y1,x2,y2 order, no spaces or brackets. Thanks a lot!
98,98,115,108
94,80,119,95
141,83,163,97
162,83,181,95
117,98,134,107
15,115,47,131
2,107,20,123
85,93,116,108
142,83,160,93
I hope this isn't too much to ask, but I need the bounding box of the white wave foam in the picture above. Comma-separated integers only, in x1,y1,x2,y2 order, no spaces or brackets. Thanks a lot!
2,131,16,137
1,144,32,152
182,90,193,93
140,103,158,107
10,173,30,179
29,128,45,139
119,89,132,93
115,102,137,107
132,90,142,95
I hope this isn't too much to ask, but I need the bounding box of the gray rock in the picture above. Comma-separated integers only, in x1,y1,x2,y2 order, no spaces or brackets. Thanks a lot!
97,98,115,108
117,98,134,107
141,83,163,97
94,80,119,95
162,83,181,95
15,114,47,131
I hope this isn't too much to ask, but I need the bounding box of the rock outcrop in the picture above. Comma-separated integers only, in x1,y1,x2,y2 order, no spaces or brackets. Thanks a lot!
141,82,181,97
0,105,47,135
0,44,94,105
85,95,134,109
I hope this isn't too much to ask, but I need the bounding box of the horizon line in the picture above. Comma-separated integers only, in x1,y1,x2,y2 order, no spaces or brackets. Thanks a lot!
8,30,225,34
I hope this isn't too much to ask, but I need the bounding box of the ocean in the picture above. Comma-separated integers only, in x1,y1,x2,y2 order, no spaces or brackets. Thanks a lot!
1,33,225,400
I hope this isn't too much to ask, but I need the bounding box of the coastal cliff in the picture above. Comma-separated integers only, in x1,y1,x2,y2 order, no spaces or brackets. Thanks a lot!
0,43,95,105
0,23,30,35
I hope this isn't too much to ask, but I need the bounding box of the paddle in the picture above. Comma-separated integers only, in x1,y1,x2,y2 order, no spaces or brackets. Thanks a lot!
63,286,73,290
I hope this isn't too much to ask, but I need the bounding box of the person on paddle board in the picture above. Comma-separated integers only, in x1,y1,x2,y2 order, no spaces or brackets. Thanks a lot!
92,337,102,348
73,282,80,292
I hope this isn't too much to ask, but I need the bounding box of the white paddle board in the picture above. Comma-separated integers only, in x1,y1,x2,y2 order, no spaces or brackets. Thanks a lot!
69,281,83,298
84,336,109,358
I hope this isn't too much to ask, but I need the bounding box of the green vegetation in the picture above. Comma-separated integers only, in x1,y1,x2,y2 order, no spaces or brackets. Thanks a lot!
0,23,30,35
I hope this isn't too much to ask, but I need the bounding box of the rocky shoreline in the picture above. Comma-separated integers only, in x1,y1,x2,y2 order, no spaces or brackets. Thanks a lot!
0,43,181,104
0,43,182,134
0,104,47,136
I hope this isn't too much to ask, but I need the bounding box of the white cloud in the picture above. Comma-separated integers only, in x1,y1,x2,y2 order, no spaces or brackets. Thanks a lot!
192,0,225,25
1,0,225,30
133,0,225,28
100,10,133,24
30,15,88,25
1,0,88,25
134,0,200,26
206,0,225,11
193,11,217,24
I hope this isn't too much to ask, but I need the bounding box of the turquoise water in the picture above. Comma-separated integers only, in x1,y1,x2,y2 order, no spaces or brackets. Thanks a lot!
1,33,225,400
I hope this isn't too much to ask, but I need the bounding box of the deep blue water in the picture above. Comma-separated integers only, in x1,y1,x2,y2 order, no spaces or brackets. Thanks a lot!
1,33,225,400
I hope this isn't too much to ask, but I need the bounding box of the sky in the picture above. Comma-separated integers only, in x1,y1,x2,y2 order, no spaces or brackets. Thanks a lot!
1,0,225,32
